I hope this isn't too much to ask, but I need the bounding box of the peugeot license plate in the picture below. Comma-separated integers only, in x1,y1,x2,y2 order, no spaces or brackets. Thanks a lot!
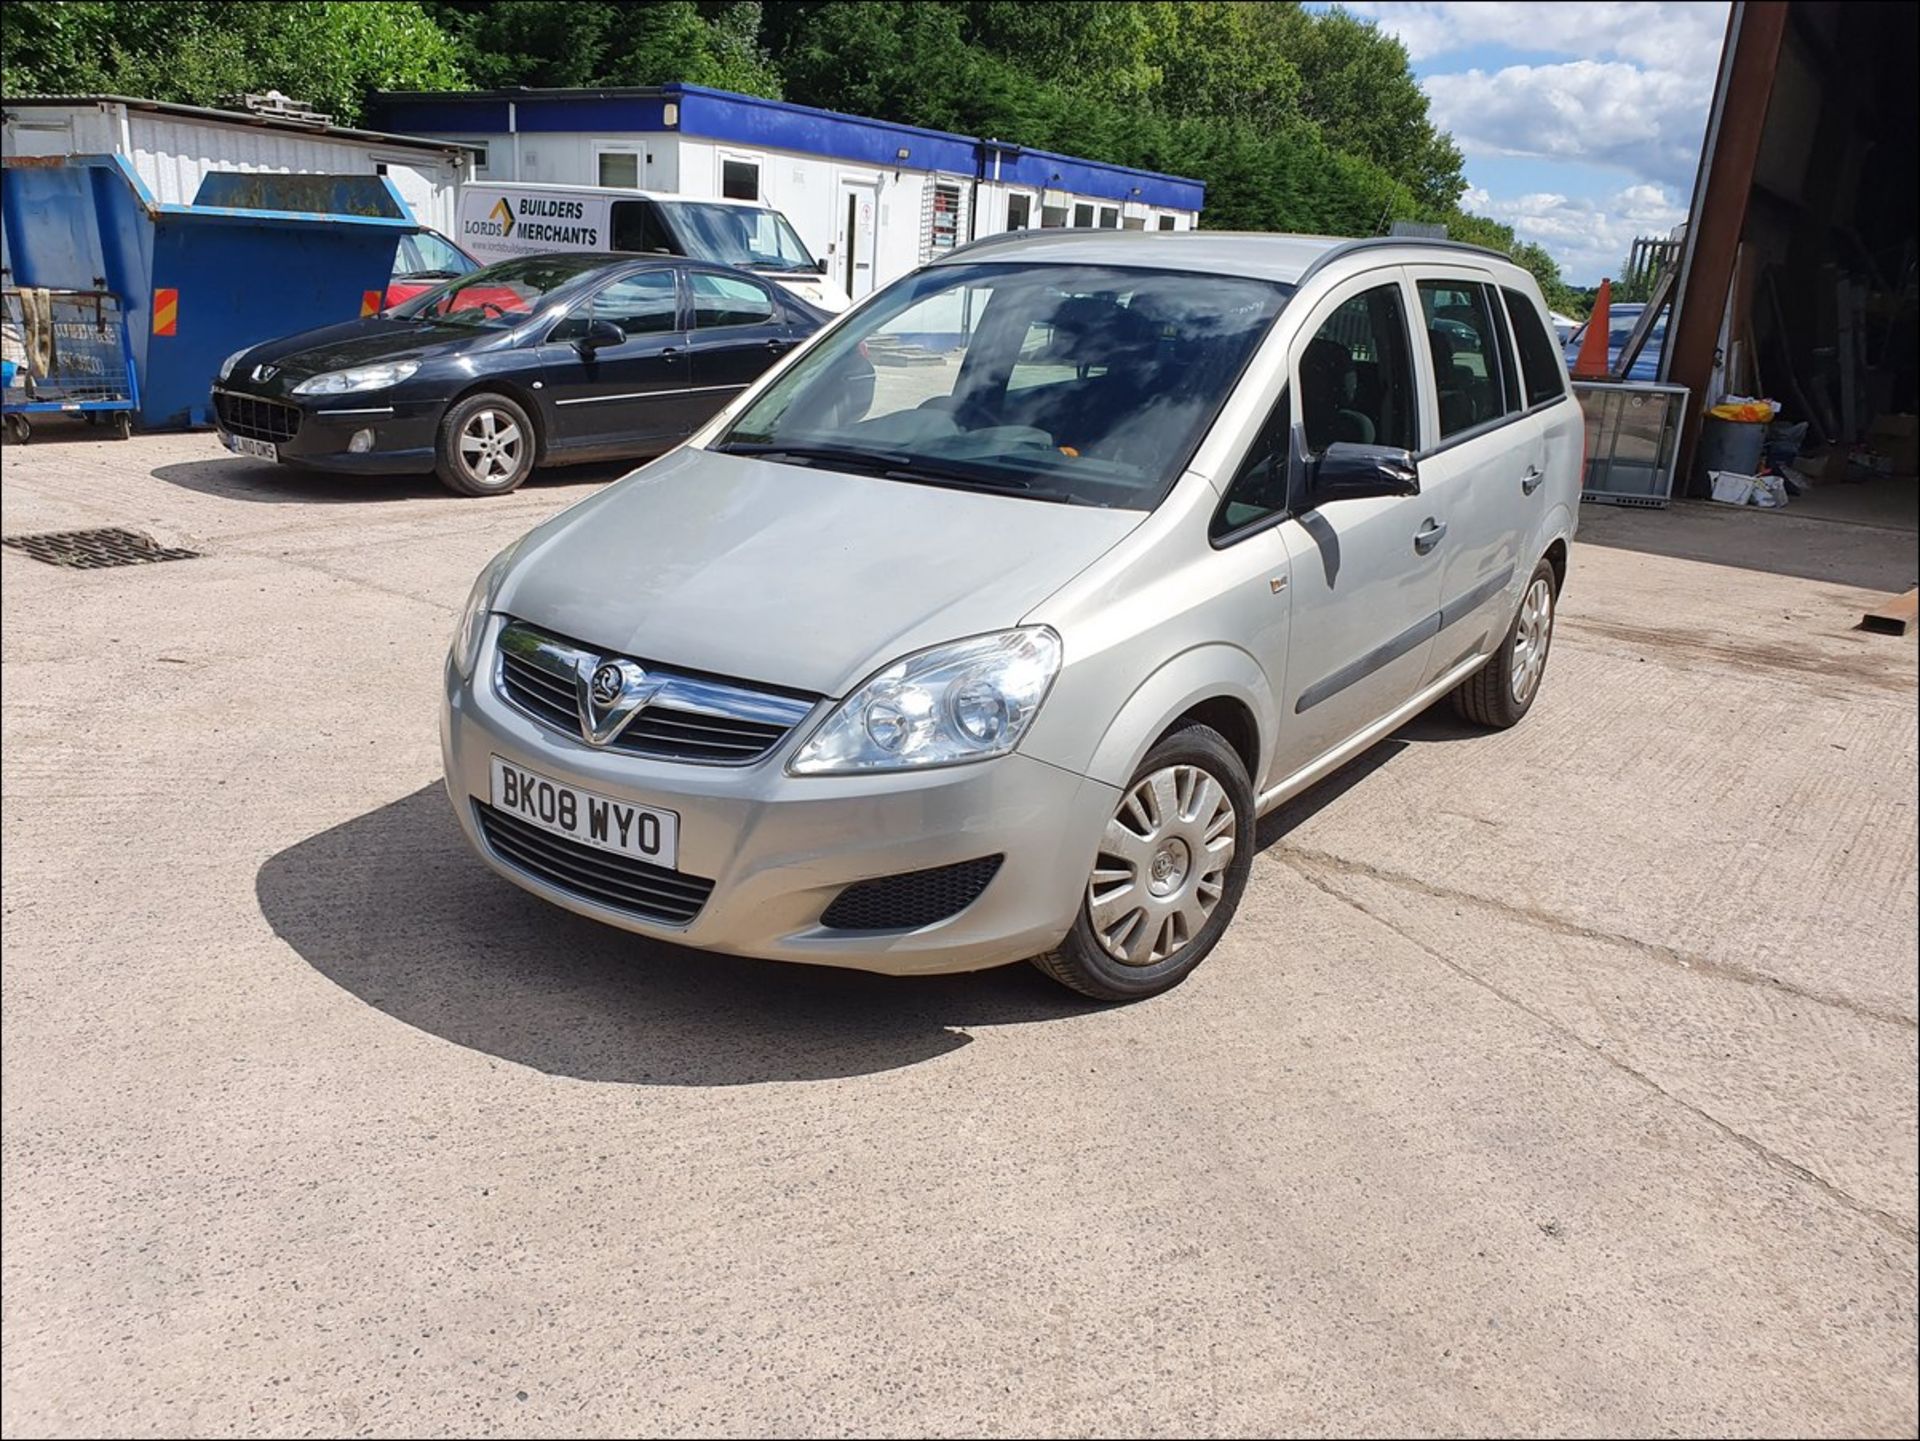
488,756,679,868
222,431,277,462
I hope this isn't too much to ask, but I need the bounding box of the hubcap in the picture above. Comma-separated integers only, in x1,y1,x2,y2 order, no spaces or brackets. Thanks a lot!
458,409,524,484
1087,764,1236,967
1510,576,1554,705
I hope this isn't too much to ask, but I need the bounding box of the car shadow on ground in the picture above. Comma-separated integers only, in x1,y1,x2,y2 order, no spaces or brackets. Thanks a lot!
151,456,637,505
1253,706,1477,852
256,783,1106,1087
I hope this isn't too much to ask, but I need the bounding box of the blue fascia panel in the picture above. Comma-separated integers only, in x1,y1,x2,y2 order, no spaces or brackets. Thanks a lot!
370,99,513,134
667,84,980,175
515,95,671,134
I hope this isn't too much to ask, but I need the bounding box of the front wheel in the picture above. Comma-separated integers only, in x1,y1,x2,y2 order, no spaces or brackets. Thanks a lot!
1031,723,1255,1001
1453,558,1558,727
435,392,536,496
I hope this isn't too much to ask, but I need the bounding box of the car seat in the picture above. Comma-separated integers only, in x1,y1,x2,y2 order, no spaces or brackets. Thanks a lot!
1300,337,1376,449
1428,327,1478,434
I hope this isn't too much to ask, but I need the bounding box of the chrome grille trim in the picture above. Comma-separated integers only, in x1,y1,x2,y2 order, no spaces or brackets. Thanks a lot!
494,621,818,765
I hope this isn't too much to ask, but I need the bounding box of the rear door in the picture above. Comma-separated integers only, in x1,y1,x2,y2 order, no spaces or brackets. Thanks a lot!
1405,268,1538,684
539,267,698,455
1270,267,1444,777
684,270,798,405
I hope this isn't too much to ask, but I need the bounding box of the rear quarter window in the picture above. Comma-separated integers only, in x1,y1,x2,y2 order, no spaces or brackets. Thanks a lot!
1502,286,1569,407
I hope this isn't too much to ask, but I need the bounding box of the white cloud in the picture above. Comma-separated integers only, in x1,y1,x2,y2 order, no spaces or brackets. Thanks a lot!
1343,1,1729,69
1470,186,1690,282
1424,59,1716,192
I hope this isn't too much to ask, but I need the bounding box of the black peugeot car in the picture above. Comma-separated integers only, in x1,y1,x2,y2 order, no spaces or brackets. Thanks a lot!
212,253,846,496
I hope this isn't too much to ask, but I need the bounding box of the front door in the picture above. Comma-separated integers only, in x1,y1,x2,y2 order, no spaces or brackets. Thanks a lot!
1270,267,1445,779
540,268,697,455
837,181,878,300
684,271,795,407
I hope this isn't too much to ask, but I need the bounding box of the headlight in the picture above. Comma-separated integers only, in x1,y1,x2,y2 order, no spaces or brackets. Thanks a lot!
449,542,523,679
790,628,1062,775
218,347,249,381
292,360,420,396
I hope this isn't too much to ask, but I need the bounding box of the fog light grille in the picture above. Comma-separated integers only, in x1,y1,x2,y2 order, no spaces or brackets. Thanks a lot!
819,856,1005,931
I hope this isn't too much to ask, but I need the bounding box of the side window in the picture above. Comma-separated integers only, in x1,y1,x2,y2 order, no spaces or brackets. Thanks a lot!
550,271,677,341
1419,280,1506,438
610,201,676,255
1502,286,1569,406
415,231,469,273
1211,388,1293,540
690,272,774,329
1299,283,1418,456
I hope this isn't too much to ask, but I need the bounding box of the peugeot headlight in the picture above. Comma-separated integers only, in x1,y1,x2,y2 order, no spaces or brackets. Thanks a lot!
790,628,1062,775
218,347,250,381
292,360,420,396
450,541,523,679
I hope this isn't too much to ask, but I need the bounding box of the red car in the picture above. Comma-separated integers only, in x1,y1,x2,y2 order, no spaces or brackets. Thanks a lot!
384,229,482,308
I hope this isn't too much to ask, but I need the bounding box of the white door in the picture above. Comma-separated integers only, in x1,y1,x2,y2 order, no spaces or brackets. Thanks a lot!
376,159,439,228
837,180,879,300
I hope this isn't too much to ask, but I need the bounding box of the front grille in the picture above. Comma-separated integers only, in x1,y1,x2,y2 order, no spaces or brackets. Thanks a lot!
215,390,301,443
496,623,815,766
820,856,1005,931
475,802,714,926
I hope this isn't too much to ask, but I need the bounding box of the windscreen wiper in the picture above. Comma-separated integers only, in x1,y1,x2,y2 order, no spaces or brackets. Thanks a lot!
715,442,1035,493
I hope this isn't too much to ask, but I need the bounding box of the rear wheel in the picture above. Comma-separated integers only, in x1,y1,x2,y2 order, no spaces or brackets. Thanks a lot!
1453,558,1557,727
1030,723,1254,1001
435,392,536,496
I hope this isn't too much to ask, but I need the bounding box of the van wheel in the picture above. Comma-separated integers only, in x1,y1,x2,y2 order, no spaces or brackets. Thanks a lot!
436,393,536,496
1453,558,1557,727
1031,724,1254,1001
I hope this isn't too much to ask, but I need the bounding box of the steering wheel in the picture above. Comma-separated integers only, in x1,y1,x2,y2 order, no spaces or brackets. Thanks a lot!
476,300,512,319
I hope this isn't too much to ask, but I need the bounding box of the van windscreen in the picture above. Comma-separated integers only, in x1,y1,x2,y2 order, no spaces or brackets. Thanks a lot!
659,202,817,273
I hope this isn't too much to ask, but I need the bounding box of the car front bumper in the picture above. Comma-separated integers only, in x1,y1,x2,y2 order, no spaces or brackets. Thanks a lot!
440,620,1121,975
213,385,441,474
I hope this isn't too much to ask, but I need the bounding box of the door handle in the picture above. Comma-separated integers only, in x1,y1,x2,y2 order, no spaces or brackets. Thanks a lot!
1521,465,1545,495
1413,518,1447,554
767,338,795,353
660,346,680,363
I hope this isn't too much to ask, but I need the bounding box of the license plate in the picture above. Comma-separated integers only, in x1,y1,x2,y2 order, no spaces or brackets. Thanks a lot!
222,431,277,461
488,756,679,869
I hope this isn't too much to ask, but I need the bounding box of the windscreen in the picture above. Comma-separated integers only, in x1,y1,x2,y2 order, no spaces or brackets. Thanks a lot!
659,202,817,272
394,255,609,326
717,262,1290,509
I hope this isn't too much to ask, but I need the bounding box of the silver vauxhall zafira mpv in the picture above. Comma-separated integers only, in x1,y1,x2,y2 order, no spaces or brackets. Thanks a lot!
441,231,1581,999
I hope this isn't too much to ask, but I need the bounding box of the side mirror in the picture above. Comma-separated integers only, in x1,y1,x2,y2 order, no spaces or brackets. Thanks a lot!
576,319,626,354
815,257,830,275
1300,436,1420,506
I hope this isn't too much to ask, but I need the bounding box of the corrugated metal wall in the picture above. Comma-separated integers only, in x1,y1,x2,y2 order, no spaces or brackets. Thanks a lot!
2,104,461,232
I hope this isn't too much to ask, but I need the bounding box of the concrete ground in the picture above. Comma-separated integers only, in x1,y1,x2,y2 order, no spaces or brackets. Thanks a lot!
3,430,1916,1438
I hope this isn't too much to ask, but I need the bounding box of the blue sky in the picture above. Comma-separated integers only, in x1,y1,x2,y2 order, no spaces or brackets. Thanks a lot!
1328,2,1731,284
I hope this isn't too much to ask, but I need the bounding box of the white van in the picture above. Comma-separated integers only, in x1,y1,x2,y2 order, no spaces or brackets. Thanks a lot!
455,182,850,312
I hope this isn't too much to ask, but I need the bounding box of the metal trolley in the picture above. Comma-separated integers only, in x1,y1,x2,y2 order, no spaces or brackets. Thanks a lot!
1,287,141,443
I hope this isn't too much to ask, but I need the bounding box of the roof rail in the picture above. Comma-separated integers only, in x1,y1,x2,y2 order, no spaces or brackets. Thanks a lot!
1293,234,1513,289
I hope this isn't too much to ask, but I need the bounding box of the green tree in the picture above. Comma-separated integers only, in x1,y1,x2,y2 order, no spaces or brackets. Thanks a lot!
2,2,466,122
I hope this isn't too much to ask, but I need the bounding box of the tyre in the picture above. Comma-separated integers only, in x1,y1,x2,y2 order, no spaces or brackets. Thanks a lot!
1453,557,1558,728
1031,723,1255,1001
435,392,536,496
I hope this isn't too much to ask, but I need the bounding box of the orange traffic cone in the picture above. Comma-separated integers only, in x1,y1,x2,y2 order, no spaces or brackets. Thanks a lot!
1572,279,1612,380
